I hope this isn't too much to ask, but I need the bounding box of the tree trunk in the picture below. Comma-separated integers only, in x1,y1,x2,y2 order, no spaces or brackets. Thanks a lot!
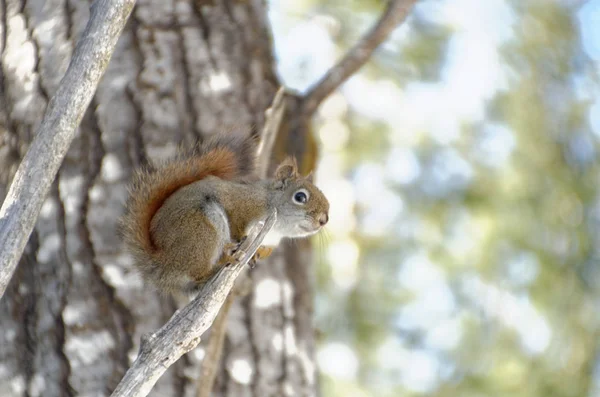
0,1,318,396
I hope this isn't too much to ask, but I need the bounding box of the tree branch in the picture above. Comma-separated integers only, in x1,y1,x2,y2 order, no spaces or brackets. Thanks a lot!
302,0,418,115
0,0,136,298
110,211,278,397
256,86,286,178
196,87,287,397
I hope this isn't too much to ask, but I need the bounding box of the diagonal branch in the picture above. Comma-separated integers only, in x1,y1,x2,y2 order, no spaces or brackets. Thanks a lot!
0,0,136,298
110,210,278,397
196,88,287,397
302,0,418,115
256,86,286,178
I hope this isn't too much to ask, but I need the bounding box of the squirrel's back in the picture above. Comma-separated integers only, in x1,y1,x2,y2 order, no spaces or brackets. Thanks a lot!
120,134,257,267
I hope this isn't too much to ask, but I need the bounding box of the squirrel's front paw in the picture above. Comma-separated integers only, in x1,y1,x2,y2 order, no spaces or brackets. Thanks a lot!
248,257,257,269
220,238,269,268
223,241,239,256
219,239,246,265
254,246,273,261
247,246,273,268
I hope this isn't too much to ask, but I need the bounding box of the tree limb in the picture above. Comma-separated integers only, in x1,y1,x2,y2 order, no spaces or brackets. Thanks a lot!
196,290,235,397
0,0,136,298
256,86,286,178
302,0,418,115
110,210,278,397
197,89,287,397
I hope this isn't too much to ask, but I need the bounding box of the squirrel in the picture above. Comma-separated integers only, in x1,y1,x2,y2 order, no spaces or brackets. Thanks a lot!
119,133,330,295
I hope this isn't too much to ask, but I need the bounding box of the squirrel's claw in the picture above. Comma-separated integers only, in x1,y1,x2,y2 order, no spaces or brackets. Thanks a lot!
221,239,271,269
248,258,257,269
223,236,247,255
247,246,272,269
220,237,252,266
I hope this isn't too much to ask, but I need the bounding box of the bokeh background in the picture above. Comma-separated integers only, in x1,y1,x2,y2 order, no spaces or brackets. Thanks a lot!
269,0,600,396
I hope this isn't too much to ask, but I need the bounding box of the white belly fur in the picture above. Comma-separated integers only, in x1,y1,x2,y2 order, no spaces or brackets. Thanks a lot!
261,229,284,247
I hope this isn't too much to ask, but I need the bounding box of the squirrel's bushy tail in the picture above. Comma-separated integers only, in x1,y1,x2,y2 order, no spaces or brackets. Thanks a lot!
120,134,257,266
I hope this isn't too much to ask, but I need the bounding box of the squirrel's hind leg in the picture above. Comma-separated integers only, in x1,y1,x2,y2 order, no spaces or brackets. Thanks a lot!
183,199,231,288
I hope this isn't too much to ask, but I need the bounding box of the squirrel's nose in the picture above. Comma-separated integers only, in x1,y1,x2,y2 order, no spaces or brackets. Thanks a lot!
318,213,329,226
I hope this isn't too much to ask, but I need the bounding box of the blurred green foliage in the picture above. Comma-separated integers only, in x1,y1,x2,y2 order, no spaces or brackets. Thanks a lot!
280,0,600,396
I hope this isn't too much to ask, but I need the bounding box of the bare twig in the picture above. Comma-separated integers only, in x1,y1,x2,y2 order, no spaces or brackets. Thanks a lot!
197,89,287,397
196,290,234,397
0,0,136,298
256,86,286,178
110,210,278,397
302,0,418,115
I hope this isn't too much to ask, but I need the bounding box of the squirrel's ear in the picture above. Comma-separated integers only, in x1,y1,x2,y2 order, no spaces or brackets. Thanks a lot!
306,171,314,183
275,157,298,182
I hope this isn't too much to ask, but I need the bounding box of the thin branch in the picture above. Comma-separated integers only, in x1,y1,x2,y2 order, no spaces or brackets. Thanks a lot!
196,290,234,397
302,0,418,115
197,91,286,397
0,0,136,298
110,210,278,397
256,86,286,178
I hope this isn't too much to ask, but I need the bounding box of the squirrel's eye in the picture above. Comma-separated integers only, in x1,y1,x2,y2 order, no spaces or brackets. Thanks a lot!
293,189,309,205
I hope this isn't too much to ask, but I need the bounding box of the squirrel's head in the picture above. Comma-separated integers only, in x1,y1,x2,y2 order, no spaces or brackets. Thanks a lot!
268,157,329,239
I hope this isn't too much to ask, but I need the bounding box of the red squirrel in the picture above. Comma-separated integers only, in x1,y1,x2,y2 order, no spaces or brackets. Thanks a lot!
120,133,330,294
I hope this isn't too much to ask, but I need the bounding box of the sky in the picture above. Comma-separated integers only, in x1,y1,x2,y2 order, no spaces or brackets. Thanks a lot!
580,0,600,135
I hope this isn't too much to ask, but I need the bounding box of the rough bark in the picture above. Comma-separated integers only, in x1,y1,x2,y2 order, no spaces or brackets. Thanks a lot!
0,0,135,298
0,0,414,396
0,1,309,396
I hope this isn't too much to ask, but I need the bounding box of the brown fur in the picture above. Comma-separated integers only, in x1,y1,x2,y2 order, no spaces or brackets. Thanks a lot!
119,135,257,292
127,149,237,251
120,133,329,294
